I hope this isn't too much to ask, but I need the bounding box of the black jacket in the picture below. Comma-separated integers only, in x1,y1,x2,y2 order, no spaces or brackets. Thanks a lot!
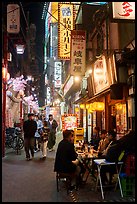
105,130,135,162
23,119,37,139
54,139,77,173
47,119,58,133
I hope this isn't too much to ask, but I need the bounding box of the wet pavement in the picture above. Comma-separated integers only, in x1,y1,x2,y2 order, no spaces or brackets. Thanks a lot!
2,132,135,202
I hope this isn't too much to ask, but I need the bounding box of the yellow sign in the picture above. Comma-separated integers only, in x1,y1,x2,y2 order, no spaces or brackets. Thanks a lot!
58,3,74,59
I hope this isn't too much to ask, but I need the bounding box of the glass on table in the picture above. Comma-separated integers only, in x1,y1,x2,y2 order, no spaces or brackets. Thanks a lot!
89,146,94,156
84,144,88,153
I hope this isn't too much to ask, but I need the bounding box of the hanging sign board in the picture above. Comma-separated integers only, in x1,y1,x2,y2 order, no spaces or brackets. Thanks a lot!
70,30,86,76
58,3,74,59
112,2,135,20
7,4,20,33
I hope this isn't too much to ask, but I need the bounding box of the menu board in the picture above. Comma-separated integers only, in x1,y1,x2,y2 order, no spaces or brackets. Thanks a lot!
61,114,78,130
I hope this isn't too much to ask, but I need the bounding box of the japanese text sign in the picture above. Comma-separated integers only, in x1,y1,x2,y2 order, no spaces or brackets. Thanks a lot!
58,3,74,59
54,61,62,88
7,4,20,33
93,56,109,94
70,30,86,76
112,2,135,20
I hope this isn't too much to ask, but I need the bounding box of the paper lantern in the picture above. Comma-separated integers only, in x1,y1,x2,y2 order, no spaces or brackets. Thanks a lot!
80,104,85,109
93,102,104,111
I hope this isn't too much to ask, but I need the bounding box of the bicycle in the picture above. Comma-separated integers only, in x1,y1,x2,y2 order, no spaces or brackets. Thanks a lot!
12,127,24,154
5,127,15,148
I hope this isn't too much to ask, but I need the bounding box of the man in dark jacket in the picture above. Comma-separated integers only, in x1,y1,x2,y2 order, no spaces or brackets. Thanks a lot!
54,129,78,173
54,129,81,189
47,114,58,151
23,113,37,161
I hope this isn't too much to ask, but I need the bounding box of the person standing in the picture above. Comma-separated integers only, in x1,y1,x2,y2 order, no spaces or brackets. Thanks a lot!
47,114,58,151
23,113,37,161
34,115,43,152
40,120,50,160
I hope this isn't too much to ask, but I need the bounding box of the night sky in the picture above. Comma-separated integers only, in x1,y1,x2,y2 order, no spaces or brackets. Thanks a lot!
23,2,45,69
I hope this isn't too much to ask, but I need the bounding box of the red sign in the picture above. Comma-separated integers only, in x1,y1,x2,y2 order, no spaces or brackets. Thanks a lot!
61,114,78,130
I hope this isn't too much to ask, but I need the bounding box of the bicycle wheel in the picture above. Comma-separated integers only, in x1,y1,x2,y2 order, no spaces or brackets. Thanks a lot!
6,134,14,148
12,136,24,150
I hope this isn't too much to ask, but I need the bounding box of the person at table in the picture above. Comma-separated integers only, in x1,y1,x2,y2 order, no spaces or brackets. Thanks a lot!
90,126,100,150
54,129,81,190
91,130,117,183
93,129,109,156
98,130,118,185
101,130,118,157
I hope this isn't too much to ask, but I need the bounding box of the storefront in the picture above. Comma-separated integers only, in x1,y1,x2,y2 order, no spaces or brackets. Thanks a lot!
79,53,131,141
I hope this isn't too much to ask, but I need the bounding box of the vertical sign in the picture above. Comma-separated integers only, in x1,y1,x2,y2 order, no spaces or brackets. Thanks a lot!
70,30,86,76
112,2,135,20
54,61,62,88
7,4,20,33
93,55,109,94
47,86,51,105
58,3,74,60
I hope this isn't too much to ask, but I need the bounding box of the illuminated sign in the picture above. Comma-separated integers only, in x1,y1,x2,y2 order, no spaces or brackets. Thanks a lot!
63,76,74,96
47,86,51,105
61,114,78,130
45,3,51,39
54,61,62,88
112,2,135,20
58,3,74,59
93,55,109,94
70,30,86,76
85,2,107,5
7,4,20,33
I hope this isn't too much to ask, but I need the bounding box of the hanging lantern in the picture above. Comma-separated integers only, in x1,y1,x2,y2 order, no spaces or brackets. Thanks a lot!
90,103,95,111
88,107,94,113
115,103,123,110
6,72,10,81
2,67,7,80
92,102,104,111
15,44,25,54
86,104,90,109
75,107,79,112
80,104,85,109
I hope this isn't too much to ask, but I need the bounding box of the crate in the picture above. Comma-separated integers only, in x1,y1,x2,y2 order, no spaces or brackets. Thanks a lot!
120,173,135,197
74,128,84,144
125,154,135,176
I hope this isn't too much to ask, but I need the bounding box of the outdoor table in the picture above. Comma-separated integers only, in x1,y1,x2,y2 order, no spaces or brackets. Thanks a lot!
77,151,98,182
93,158,123,200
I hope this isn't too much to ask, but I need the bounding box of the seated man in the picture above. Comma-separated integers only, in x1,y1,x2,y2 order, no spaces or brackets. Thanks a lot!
98,130,118,185
93,129,109,156
95,130,135,185
54,129,81,190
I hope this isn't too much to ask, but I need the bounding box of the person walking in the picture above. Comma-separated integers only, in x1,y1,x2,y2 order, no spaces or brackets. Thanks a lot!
23,113,37,161
40,120,50,160
47,114,58,151
34,114,43,152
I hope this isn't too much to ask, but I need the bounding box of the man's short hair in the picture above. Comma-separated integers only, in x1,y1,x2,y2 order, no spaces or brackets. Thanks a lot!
108,130,116,138
63,129,72,139
101,129,107,135
49,114,53,117
28,113,34,117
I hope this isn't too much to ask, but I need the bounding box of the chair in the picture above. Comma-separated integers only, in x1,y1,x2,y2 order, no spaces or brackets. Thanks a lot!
56,172,73,194
94,158,123,200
